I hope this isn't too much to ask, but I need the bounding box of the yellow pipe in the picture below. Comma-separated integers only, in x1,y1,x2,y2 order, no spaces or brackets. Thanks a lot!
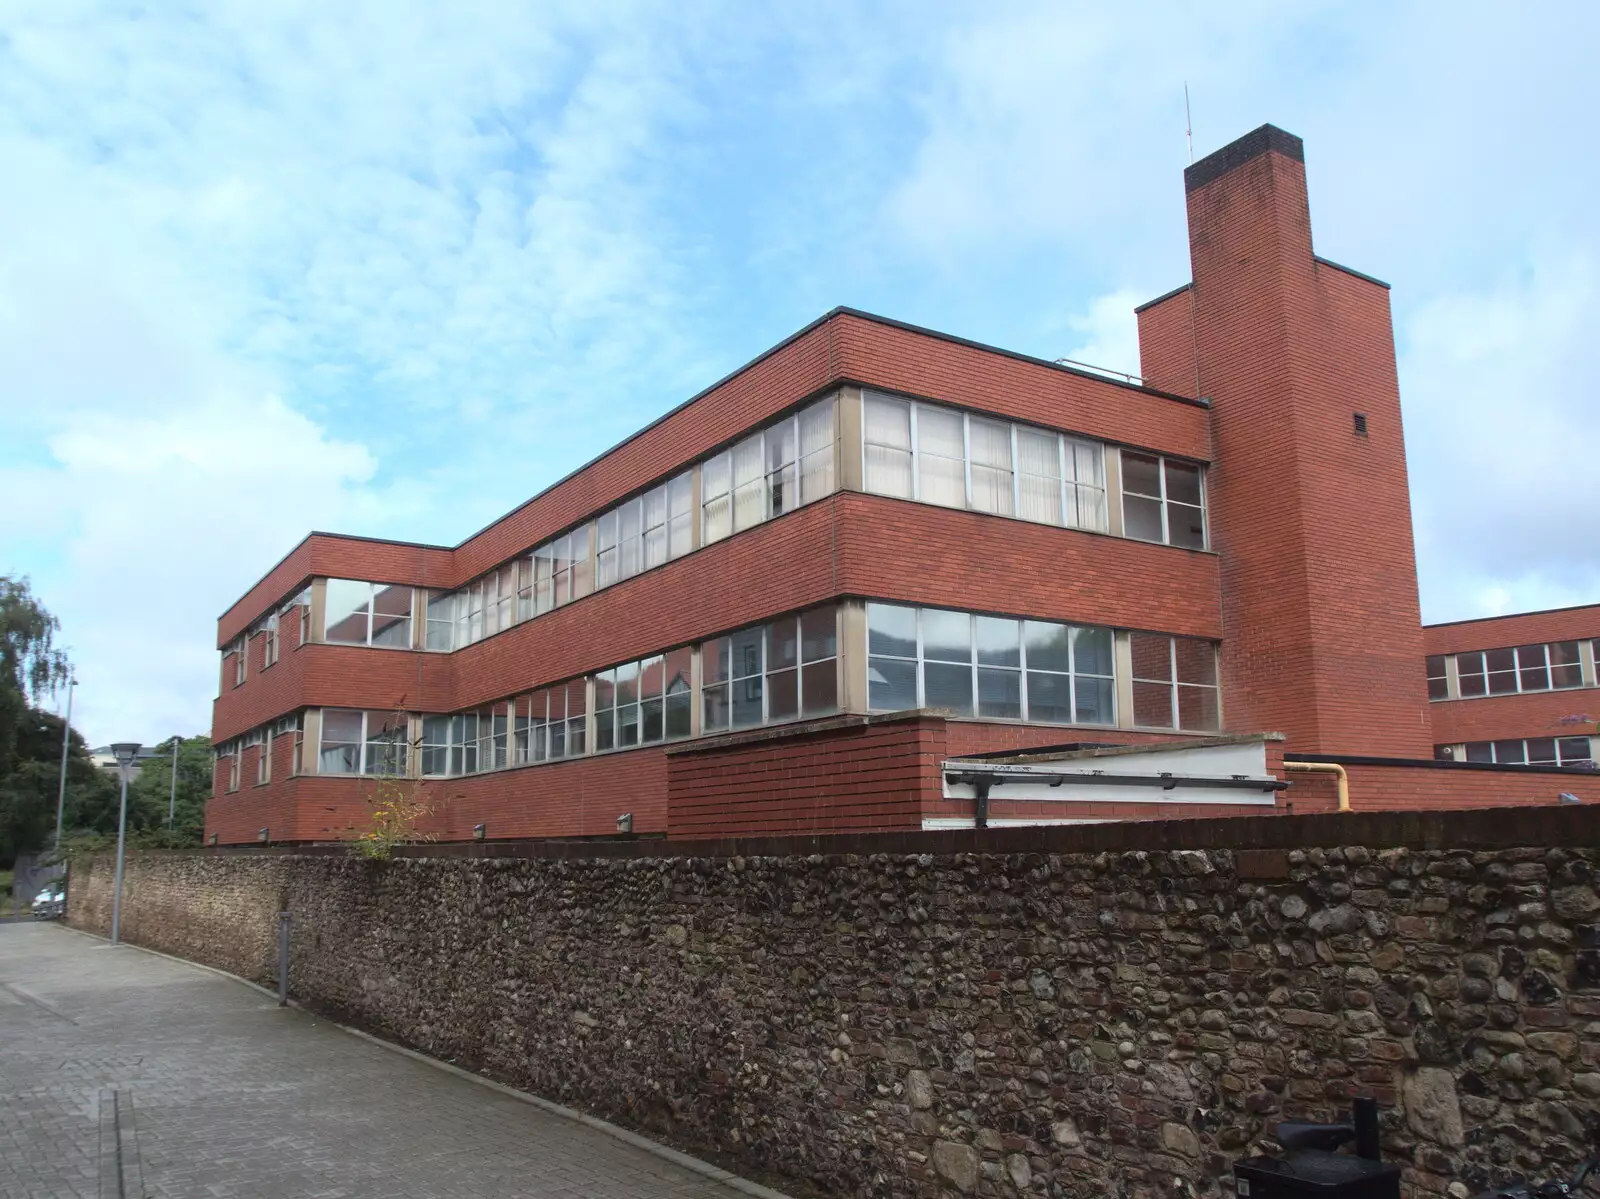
1282,761,1351,813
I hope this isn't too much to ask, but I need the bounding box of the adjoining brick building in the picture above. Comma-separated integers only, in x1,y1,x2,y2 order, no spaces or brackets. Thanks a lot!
206,123,1598,846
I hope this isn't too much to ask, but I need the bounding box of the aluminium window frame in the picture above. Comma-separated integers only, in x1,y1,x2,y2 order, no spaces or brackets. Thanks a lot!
1120,451,1209,550
315,708,412,777
1129,632,1222,733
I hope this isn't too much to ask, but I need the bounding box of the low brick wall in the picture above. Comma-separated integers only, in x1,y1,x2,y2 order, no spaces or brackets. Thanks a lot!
68,808,1600,1198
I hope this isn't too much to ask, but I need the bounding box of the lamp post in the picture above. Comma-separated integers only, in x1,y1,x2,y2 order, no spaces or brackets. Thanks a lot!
53,675,76,855
109,741,140,945
167,736,180,828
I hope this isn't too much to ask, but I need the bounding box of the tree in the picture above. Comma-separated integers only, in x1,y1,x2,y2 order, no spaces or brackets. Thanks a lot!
0,576,70,779
0,708,116,868
124,735,212,846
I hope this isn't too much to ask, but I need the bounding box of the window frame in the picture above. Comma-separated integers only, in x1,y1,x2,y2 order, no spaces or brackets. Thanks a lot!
321,580,417,649
1120,451,1208,550
316,709,412,776
1129,632,1221,732
1455,641,1585,698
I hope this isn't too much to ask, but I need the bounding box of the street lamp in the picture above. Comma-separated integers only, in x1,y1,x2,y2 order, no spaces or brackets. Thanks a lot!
109,741,140,945
53,675,76,855
167,736,181,828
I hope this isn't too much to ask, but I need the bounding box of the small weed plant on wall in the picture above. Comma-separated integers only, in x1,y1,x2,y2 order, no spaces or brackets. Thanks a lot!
350,720,438,861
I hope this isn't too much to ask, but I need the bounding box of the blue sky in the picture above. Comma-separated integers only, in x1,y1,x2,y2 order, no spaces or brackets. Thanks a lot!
2,1,1597,745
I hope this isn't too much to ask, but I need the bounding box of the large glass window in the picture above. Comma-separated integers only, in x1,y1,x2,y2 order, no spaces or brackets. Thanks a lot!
702,398,837,547
1130,633,1220,731
322,581,414,648
517,681,589,764
594,647,693,751
863,392,1107,533
867,603,1116,725
1458,737,1594,768
319,709,410,775
1122,453,1207,549
703,607,838,733
1456,641,1583,698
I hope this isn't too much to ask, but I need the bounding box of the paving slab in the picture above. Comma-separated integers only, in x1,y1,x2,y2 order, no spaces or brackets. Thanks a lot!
0,922,780,1199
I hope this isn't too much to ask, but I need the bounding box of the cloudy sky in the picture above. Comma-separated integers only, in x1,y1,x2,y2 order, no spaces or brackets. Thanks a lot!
2,1,1596,746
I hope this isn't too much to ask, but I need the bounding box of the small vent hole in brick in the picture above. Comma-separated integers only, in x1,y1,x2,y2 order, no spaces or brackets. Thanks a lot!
1353,412,1368,436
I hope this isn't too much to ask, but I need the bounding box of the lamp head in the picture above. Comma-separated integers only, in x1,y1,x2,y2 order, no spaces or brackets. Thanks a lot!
110,742,141,766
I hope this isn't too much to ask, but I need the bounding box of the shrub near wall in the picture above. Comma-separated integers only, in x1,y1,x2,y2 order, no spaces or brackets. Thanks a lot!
70,828,1600,1199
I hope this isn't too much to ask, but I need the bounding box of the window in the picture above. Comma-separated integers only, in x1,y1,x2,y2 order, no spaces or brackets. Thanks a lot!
1458,737,1595,768
703,608,838,733
263,613,279,667
257,729,272,784
426,591,456,651
1122,453,1206,549
703,399,838,547
866,604,1115,725
1456,642,1583,698
231,636,246,686
318,710,410,775
595,648,693,751
322,581,415,648
862,392,1107,533
1131,633,1220,731
226,746,240,792
1426,654,1449,701
517,681,589,764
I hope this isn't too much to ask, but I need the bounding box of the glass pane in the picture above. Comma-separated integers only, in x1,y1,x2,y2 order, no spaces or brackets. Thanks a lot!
733,434,763,487
320,743,360,774
643,484,668,530
703,495,732,544
1164,460,1203,506
766,618,799,671
665,692,692,739
864,393,911,449
1177,684,1219,731
971,465,1015,516
1425,654,1447,679
668,472,693,516
1075,676,1116,725
1074,482,1108,532
768,461,798,518
1458,651,1487,697
702,451,731,499
1428,676,1450,701
1121,452,1162,498
799,401,836,503
703,638,730,684
975,616,1020,667
1133,680,1174,728
641,697,664,744
1168,503,1206,549
1073,626,1115,678
1517,644,1549,692
1026,671,1073,723
1485,647,1516,672
802,660,838,716
867,604,917,659
614,659,640,707
668,512,693,559
1558,736,1593,766
1130,632,1172,682
800,447,835,505
730,627,764,680
663,647,693,696
617,701,639,747
732,674,763,728
924,662,974,716
323,580,371,644
1072,441,1104,486
570,529,593,599
1017,428,1059,478
977,667,1021,718
372,588,412,647
644,524,668,570
733,480,764,532
1492,740,1526,764
703,683,730,731
1018,471,1062,525
1124,495,1164,543
766,418,797,470
1023,621,1071,673
1173,637,1216,687
1526,737,1558,764
919,452,966,509
321,710,364,742
800,607,837,662
868,657,918,711
1552,641,1583,688
864,445,913,499
921,609,971,664
593,668,616,714
768,668,799,721
638,654,665,700
1464,742,1493,763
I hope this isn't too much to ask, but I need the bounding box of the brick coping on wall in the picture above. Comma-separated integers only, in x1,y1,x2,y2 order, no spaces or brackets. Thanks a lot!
171,802,1600,863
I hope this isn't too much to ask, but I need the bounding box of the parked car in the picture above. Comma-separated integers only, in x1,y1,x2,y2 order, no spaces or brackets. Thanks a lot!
31,885,64,920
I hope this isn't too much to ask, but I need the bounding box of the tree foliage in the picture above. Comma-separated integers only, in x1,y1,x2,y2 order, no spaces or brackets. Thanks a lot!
0,708,116,867
0,576,70,780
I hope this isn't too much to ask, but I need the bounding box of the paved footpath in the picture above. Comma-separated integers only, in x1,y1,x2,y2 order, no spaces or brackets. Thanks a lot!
0,922,775,1199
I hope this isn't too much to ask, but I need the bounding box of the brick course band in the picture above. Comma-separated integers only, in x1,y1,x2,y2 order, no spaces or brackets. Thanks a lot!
67,805,1600,1198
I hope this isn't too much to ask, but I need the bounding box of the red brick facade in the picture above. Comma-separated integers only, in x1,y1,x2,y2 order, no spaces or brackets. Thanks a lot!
205,123,1593,845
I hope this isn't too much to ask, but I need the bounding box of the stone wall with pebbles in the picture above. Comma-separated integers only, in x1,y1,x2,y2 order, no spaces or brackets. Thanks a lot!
68,816,1600,1199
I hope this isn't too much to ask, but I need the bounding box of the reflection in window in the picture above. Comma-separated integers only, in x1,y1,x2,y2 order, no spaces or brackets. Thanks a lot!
703,607,838,733
1456,642,1582,697
1121,452,1206,549
1130,633,1220,731
322,581,414,648
867,603,1116,725
702,397,837,547
319,709,410,775
595,648,693,750
1426,654,1449,701
1454,736,1595,768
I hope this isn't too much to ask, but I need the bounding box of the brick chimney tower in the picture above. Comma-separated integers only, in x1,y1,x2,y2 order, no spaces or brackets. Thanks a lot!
1137,124,1431,757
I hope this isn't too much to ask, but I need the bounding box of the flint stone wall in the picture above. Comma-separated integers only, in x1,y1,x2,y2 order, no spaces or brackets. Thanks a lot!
67,811,1600,1199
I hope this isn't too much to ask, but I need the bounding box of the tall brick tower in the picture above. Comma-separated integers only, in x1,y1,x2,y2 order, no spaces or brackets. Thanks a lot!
1137,124,1432,756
